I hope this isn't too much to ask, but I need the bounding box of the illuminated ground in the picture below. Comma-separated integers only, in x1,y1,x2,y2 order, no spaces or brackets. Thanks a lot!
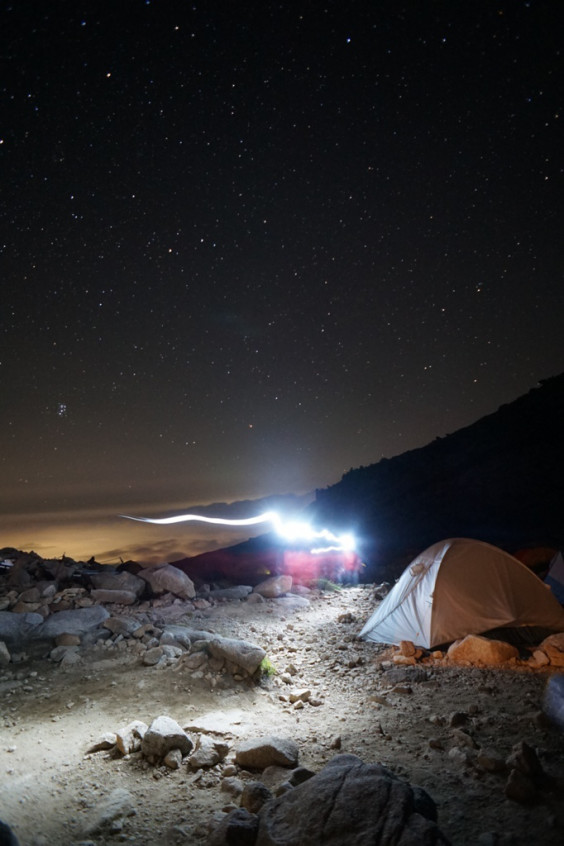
1,587,563,845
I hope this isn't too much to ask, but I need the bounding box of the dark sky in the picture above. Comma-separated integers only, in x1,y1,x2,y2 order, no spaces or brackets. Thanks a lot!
1,1,563,562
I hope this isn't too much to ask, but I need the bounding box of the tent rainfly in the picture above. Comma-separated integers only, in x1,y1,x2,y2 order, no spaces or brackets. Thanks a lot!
545,551,564,605
360,538,564,649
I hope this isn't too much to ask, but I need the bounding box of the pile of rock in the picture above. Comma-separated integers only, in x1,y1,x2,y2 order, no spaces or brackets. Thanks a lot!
0,607,267,680
89,714,200,767
0,549,288,679
390,633,564,669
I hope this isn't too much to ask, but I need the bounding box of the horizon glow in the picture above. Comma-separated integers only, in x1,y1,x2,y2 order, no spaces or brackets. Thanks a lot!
121,510,356,554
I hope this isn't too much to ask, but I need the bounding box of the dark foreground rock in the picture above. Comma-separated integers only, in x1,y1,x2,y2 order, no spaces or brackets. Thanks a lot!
208,753,450,845
0,818,20,846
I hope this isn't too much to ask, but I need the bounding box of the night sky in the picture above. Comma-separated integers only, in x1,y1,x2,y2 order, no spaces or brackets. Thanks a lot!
1,1,563,564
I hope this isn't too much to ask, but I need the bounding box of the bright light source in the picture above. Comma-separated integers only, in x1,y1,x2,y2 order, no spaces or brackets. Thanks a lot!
121,509,356,554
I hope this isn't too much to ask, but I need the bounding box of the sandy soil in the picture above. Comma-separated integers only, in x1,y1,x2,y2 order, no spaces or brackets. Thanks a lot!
1,585,563,846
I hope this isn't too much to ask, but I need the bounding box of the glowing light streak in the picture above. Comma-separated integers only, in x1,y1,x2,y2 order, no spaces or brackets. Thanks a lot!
310,545,349,555
121,511,274,528
121,510,356,553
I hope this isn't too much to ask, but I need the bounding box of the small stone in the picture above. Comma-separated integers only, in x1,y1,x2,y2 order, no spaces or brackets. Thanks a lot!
398,640,416,657
253,575,293,598
476,749,506,773
182,651,207,670
141,715,193,764
222,764,238,777
115,720,148,755
392,655,417,665
220,776,244,797
55,633,81,647
240,780,272,813
289,689,311,704
530,650,550,667
235,737,299,770
49,645,79,663
143,646,164,666
448,747,474,766
449,711,469,728
163,748,183,769
245,592,265,605
504,768,537,804
451,728,477,749
188,735,229,770
505,741,544,779
87,733,117,753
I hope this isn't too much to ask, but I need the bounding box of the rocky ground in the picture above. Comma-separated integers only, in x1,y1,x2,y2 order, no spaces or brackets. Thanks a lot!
1,559,564,845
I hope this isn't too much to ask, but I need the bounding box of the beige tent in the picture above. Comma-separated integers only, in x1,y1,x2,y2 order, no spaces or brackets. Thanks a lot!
360,538,564,649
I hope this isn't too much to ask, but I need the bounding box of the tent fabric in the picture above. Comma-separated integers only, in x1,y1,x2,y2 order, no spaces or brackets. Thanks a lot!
360,538,564,649
545,551,564,604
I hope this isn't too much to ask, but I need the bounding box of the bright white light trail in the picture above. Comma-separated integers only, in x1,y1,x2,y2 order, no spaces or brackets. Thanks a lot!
121,510,356,554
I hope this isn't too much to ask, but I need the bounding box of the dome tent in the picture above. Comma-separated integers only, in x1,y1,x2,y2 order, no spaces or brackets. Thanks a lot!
360,538,564,649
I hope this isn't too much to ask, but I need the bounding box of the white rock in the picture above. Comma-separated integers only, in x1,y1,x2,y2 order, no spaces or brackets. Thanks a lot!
235,737,299,769
141,715,193,763
253,575,293,598
139,565,195,599
115,720,148,755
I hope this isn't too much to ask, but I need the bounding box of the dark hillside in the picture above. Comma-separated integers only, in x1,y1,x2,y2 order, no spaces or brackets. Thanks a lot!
310,374,564,580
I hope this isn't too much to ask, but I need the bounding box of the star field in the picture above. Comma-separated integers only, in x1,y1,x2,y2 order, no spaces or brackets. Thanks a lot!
1,1,563,561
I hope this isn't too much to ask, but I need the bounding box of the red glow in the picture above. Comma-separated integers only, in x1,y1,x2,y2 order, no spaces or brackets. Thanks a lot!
282,548,362,583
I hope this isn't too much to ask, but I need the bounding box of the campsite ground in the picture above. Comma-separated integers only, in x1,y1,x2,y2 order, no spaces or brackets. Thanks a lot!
1,584,564,845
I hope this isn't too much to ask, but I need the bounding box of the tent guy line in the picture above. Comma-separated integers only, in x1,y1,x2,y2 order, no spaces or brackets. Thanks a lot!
120,510,357,555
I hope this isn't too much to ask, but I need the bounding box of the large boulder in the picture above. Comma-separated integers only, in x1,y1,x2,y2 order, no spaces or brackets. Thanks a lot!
256,754,449,845
36,606,110,638
208,636,266,675
138,564,195,599
90,569,145,598
209,754,450,845
0,817,20,845
0,611,43,645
